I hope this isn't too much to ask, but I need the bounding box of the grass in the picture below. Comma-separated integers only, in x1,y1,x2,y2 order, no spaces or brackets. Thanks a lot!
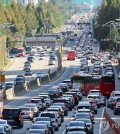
0,59,14,73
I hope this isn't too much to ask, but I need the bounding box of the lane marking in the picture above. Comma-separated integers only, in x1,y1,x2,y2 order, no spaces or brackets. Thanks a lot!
99,107,105,134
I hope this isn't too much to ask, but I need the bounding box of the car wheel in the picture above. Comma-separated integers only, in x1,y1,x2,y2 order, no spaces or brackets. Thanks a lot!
30,117,33,121
95,110,97,114
19,122,23,128
55,127,59,131
98,104,100,108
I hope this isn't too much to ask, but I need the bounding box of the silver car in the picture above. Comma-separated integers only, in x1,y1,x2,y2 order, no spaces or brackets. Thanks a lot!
24,103,39,116
20,107,33,120
0,120,12,134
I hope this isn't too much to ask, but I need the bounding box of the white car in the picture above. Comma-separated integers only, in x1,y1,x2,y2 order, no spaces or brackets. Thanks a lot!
48,59,55,65
39,55,44,60
36,72,46,78
0,120,12,134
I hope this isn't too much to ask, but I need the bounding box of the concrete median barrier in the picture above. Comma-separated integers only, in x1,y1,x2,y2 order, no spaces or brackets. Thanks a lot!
6,47,63,98
5,88,14,100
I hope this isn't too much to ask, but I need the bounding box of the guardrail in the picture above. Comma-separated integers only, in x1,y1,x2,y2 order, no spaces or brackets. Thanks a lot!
5,47,62,100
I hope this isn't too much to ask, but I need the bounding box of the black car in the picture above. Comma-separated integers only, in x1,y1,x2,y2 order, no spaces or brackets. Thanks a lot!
2,108,23,128
14,77,25,86
27,56,34,62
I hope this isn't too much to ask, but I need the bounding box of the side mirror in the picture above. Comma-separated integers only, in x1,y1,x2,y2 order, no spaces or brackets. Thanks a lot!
72,115,75,117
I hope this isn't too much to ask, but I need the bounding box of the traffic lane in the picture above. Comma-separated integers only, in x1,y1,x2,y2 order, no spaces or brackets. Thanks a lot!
8,62,79,134
5,60,79,107
5,54,57,82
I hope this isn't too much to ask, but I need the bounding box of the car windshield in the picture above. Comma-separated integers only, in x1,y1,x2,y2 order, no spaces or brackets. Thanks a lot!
0,120,6,125
69,128,84,132
77,106,90,109
29,129,45,134
53,103,65,107
79,119,91,124
3,109,19,117
75,113,89,119
25,104,36,108
36,117,50,121
41,113,55,118
20,108,30,111
31,124,47,129
69,122,84,127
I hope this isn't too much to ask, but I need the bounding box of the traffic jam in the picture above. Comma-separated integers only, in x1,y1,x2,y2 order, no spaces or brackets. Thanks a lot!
0,14,119,134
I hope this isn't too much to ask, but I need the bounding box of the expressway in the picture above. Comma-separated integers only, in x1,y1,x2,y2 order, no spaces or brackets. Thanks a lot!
3,49,58,82
4,47,106,134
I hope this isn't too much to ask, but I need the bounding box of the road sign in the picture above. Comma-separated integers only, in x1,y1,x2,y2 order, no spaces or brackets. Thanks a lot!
0,75,5,82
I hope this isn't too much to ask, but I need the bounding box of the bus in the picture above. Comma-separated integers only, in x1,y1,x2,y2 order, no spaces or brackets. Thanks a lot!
71,73,100,96
0,90,3,118
100,75,115,97
18,48,26,57
67,50,76,60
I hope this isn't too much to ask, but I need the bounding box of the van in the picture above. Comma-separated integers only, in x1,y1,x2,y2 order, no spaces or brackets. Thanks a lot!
67,50,76,60
2,108,23,128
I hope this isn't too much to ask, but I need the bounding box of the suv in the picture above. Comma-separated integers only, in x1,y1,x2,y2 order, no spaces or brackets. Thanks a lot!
2,108,23,128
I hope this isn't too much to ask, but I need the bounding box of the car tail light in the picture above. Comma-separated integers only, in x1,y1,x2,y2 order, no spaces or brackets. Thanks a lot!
45,130,49,134
27,112,31,115
88,124,92,128
62,107,67,110
92,104,96,107
18,115,21,120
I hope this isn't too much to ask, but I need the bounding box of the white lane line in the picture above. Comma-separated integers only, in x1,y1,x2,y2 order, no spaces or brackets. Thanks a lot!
5,61,68,106
99,107,105,134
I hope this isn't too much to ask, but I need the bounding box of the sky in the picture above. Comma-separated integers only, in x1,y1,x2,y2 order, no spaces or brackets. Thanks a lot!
72,0,103,7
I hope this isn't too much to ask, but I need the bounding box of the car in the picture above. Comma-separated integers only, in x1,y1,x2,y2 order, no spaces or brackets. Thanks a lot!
40,111,60,131
2,108,23,128
111,97,120,109
47,107,64,122
77,102,91,111
65,92,79,105
24,61,31,66
59,83,69,93
52,103,68,116
44,98,52,107
99,95,106,106
39,55,45,60
28,124,50,134
23,64,31,70
5,82,14,90
48,59,55,65
0,125,11,134
27,56,34,62
114,102,120,115
30,99,44,111
20,107,33,120
118,73,120,79
87,94,101,108
24,103,39,116
75,109,94,120
34,121,54,134
47,87,61,99
107,97,114,108
69,89,82,101
73,113,93,123
63,79,73,89
67,126,87,133
0,120,12,134
14,77,25,86
84,98,98,114
25,70,32,76
76,118,94,134
36,72,46,79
